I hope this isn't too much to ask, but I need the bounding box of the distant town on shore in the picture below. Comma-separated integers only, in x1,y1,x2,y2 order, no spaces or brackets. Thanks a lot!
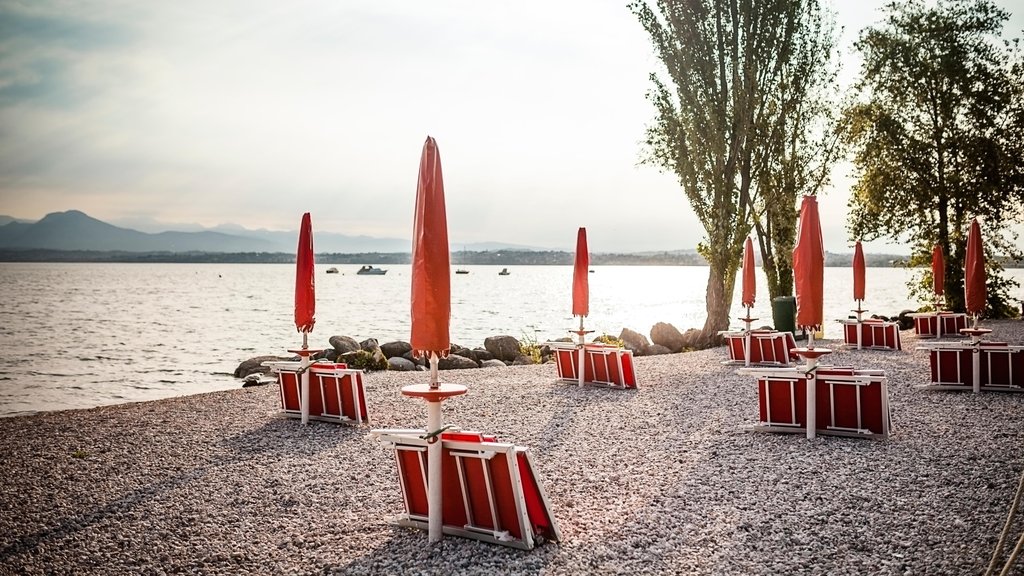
1,210,1021,267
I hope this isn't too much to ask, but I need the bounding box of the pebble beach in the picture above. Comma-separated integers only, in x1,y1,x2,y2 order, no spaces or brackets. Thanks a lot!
3,321,1024,575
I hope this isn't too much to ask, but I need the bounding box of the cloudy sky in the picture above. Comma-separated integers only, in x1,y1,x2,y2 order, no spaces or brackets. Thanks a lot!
0,0,1021,253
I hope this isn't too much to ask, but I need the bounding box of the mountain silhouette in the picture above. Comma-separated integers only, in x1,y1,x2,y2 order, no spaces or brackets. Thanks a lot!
0,210,278,252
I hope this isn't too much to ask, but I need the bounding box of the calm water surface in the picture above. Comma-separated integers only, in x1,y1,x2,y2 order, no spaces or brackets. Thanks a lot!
1,262,1020,417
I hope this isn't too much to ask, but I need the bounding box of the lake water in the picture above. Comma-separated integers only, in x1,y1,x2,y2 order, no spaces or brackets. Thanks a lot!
1,262,1021,417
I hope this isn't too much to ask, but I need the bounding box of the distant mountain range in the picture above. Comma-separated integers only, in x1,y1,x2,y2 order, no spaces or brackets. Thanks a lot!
0,210,545,254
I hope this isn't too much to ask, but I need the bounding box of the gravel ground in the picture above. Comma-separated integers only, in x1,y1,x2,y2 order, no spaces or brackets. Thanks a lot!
3,321,1024,575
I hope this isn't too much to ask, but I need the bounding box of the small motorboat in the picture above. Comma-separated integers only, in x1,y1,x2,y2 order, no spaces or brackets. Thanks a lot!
356,265,387,275
498,268,510,276
455,269,470,275
326,267,340,274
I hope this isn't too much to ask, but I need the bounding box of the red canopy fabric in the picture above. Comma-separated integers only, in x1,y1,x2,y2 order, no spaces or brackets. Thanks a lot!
792,195,825,331
294,212,316,334
931,244,945,298
741,236,756,308
410,136,451,356
964,218,986,316
572,227,589,317
852,241,866,302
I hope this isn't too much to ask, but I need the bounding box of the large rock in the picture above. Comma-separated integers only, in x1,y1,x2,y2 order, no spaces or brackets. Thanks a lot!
450,344,477,363
472,348,494,362
619,328,650,356
679,328,703,350
438,354,479,370
645,344,673,356
512,354,537,365
484,335,521,363
480,359,507,369
388,357,417,371
402,351,427,367
233,355,294,378
380,341,413,359
329,335,360,354
896,310,916,331
360,338,382,354
650,322,685,353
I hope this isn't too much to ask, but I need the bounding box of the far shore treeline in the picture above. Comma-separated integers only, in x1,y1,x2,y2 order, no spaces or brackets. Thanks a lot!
2,248,1021,267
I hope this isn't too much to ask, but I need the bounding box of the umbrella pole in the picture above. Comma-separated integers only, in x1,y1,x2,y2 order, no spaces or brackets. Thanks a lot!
744,306,752,367
300,348,310,426
806,355,818,440
426,394,443,543
429,353,440,390
856,300,863,351
577,317,585,387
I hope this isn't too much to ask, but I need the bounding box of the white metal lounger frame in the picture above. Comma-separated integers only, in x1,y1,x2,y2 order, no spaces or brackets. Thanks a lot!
738,366,891,439
545,341,636,389
838,319,903,351
916,341,1024,392
718,330,797,366
371,429,562,550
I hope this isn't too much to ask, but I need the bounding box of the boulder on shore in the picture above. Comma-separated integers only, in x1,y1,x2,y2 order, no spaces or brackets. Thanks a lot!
234,355,294,378
650,322,685,353
484,335,521,363
329,335,360,354
380,341,413,359
619,328,650,356
439,354,479,370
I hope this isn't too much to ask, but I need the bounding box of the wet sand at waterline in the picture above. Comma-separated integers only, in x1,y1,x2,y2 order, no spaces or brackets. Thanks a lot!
2,322,1024,575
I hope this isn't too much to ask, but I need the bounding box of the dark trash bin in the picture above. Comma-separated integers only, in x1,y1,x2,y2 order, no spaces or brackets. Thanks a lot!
771,296,796,335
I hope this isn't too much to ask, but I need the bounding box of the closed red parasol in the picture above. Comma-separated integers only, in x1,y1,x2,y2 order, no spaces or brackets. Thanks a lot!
410,136,451,359
294,212,316,339
404,136,466,544
852,241,866,303
791,195,829,440
572,228,589,318
964,218,986,318
792,195,825,334
931,244,945,303
742,236,756,309
292,212,317,424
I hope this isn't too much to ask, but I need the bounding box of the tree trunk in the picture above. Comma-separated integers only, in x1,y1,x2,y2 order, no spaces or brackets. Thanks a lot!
699,254,737,347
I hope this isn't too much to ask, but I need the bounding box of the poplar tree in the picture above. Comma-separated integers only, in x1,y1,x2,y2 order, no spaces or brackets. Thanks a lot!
631,0,840,342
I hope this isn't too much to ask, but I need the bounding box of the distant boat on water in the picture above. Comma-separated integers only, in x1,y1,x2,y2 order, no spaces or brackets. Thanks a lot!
499,268,510,276
455,269,469,275
357,265,387,275
326,267,339,274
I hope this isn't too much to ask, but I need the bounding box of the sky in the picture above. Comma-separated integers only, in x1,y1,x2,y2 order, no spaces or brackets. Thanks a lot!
0,0,1021,253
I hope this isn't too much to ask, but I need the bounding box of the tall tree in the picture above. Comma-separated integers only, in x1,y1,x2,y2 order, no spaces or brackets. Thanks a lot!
631,0,840,343
842,0,1023,317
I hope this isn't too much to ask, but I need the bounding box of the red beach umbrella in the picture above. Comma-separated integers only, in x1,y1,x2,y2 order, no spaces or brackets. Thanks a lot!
572,228,589,318
410,136,452,362
852,241,866,303
931,244,945,302
294,212,316,342
741,236,756,309
964,218,986,318
792,195,825,333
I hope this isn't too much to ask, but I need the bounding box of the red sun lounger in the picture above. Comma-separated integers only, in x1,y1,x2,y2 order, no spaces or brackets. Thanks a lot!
548,342,637,389
373,429,561,550
917,341,1024,392
720,330,798,366
909,312,968,338
841,319,902,350
265,362,370,424
740,365,891,438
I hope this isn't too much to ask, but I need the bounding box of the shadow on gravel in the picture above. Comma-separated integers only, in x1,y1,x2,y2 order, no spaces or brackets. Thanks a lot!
324,526,558,575
218,417,368,459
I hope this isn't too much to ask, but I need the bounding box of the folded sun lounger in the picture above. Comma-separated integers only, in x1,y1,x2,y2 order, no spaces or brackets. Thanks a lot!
372,429,561,550
546,342,637,388
264,361,369,424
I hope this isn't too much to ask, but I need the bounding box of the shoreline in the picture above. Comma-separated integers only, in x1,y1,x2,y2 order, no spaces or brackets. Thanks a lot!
2,321,1024,574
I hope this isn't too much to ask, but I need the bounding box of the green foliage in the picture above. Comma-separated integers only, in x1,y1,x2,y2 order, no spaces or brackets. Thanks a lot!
841,0,1023,318
519,332,542,364
593,334,624,348
347,350,389,371
630,0,841,340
